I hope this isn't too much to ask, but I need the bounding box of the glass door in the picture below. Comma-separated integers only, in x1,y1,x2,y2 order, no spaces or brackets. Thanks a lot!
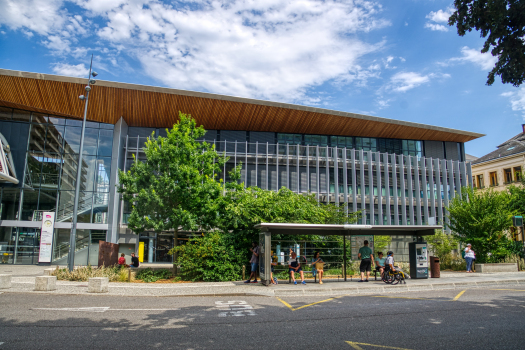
155,235,173,263
15,228,41,264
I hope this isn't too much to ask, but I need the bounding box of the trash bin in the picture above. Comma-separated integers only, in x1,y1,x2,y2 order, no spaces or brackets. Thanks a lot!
430,256,440,278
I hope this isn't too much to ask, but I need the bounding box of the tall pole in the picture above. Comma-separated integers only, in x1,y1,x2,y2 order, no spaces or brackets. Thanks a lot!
68,55,95,271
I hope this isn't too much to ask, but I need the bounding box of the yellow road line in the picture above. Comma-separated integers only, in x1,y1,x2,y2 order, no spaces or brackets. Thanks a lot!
490,289,525,291
275,297,294,311
276,295,346,311
453,290,466,301
372,296,434,301
346,341,413,350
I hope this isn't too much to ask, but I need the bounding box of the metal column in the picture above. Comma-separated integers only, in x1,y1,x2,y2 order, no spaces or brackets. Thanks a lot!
376,152,382,225
392,154,399,225
384,153,390,225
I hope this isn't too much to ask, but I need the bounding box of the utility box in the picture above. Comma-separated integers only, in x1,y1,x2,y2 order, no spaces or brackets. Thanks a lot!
409,242,428,279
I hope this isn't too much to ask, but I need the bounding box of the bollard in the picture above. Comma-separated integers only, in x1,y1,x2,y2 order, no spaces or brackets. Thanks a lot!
0,274,12,289
88,277,109,293
35,276,57,291
242,265,246,280
44,268,55,276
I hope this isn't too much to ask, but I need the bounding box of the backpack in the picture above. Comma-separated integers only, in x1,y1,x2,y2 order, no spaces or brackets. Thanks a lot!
461,250,466,259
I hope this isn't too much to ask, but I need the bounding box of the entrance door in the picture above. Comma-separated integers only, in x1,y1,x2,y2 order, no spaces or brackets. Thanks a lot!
15,228,41,264
155,235,173,263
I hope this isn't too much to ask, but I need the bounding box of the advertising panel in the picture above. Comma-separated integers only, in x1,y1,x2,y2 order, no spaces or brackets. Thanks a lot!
38,212,55,263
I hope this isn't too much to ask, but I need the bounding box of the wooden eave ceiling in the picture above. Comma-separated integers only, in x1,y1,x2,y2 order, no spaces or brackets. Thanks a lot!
0,70,484,143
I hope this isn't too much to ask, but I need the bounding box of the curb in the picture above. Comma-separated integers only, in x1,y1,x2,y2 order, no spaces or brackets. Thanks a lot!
4,278,524,297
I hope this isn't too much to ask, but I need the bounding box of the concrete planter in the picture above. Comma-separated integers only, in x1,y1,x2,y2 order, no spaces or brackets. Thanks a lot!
88,277,109,293
35,276,57,291
475,263,517,273
0,274,12,289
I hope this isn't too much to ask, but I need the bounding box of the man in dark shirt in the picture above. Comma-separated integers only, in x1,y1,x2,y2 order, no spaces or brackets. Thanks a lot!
130,252,140,268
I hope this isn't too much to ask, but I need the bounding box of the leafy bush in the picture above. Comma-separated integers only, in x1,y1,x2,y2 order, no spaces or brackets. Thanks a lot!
170,231,244,282
51,265,123,282
135,268,173,283
440,253,466,271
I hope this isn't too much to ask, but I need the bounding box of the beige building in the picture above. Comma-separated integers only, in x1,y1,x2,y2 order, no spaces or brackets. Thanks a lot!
471,125,525,191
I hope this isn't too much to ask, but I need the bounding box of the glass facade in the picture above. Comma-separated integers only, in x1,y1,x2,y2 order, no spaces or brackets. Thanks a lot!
0,107,114,265
23,113,113,224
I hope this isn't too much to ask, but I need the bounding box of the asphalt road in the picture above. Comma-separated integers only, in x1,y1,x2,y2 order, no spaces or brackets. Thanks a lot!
1,286,525,350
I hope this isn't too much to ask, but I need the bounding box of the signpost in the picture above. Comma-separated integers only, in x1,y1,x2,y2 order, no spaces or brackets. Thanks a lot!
38,212,55,264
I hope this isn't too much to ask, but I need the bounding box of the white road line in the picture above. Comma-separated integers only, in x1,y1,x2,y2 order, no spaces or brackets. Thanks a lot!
32,307,180,313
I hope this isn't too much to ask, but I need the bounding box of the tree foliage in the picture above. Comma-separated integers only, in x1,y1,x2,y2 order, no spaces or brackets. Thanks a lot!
449,0,525,86
447,186,516,262
426,230,458,262
118,112,225,234
171,232,243,282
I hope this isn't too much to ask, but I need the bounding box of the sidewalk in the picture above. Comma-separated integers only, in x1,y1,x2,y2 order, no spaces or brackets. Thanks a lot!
1,265,525,297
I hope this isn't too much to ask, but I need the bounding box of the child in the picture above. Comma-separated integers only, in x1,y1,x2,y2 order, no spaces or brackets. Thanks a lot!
311,251,325,284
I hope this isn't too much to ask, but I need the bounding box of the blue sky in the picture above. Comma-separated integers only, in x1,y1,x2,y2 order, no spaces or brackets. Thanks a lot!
1,0,524,157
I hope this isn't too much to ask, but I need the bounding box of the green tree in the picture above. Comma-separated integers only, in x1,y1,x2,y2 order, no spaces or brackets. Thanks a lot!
447,186,516,262
373,236,392,255
118,112,225,251
426,230,458,262
449,0,525,86
217,168,360,263
171,232,243,282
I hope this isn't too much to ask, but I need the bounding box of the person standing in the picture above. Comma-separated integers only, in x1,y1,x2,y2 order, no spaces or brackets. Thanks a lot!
244,241,259,283
464,244,475,273
130,252,139,268
358,240,374,282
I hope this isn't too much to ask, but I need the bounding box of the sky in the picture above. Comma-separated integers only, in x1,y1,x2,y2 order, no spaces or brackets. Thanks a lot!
0,0,523,158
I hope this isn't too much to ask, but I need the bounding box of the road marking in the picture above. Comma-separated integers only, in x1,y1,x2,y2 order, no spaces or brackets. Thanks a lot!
215,301,256,317
346,341,413,350
452,290,466,301
32,307,180,313
490,289,525,291
276,295,346,311
372,296,435,301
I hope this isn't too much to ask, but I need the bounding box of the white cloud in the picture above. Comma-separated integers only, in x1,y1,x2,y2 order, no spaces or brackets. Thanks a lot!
425,7,453,31
0,0,391,102
0,0,66,35
502,88,525,118
52,63,89,77
450,46,497,70
388,72,430,92
424,23,448,32
86,0,390,101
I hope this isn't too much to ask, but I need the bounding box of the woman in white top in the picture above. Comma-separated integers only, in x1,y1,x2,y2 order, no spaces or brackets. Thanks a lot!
464,243,475,273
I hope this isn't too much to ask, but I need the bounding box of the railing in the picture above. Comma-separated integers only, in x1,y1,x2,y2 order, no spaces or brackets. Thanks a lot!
32,193,108,223
53,236,90,261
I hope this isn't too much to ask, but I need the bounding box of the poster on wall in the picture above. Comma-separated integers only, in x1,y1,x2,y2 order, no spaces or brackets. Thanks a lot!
350,235,374,260
38,212,55,263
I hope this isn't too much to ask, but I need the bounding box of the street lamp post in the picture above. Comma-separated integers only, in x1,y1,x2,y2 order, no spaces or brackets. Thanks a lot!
67,55,98,271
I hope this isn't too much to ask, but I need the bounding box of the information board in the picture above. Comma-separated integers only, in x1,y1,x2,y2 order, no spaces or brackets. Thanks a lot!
38,212,55,263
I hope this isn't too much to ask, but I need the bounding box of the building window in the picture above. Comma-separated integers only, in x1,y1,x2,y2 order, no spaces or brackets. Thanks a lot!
402,140,423,158
489,172,498,187
514,166,522,182
476,174,484,188
504,168,512,184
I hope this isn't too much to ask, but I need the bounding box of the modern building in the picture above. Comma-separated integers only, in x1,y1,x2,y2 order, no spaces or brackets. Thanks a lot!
0,69,483,265
471,125,525,191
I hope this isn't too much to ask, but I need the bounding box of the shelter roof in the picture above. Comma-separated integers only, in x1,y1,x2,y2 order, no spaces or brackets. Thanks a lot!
255,223,441,236
0,69,483,143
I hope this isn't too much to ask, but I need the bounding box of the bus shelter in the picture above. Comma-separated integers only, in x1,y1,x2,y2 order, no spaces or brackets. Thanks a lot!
255,223,442,286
